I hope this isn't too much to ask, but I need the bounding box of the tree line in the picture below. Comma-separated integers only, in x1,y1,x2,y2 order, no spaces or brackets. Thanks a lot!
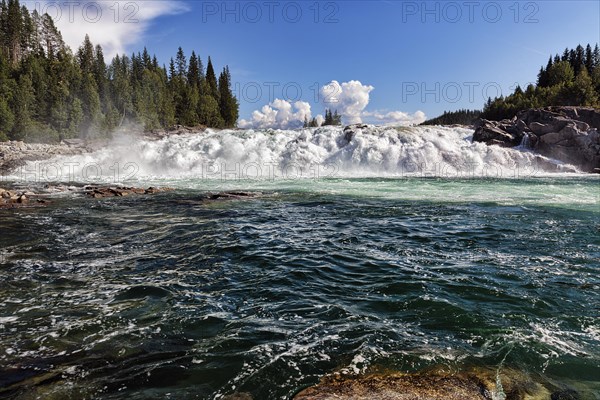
0,0,239,143
303,109,342,128
481,43,600,121
421,109,481,126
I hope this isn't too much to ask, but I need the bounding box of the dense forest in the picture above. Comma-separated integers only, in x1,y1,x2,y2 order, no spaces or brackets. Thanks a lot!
421,109,481,126
0,0,238,143
481,43,600,121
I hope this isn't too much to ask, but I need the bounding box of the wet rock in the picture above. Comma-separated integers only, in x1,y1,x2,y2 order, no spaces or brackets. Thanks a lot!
223,393,253,400
85,186,173,198
293,367,552,400
473,120,522,147
473,107,600,172
343,124,369,143
0,189,50,209
207,191,262,200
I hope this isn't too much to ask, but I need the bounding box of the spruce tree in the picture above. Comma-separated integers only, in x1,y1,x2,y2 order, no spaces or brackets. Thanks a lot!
205,56,219,99
218,66,238,127
77,34,95,74
188,51,200,89
175,47,186,78
94,44,106,100
6,0,23,66
585,44,594,73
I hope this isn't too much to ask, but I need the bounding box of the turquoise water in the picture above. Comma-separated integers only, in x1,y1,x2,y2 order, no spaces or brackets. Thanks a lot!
0,176,599,399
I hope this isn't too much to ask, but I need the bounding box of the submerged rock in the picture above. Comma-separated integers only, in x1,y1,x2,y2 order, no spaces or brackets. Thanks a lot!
473,107,600,172
1,185,173,209
293,367,555,400
0,188,50,209
84,186,174,198
222,393,254,400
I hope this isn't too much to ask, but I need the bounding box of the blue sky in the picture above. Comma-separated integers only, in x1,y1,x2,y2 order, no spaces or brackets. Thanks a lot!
34,0,600,126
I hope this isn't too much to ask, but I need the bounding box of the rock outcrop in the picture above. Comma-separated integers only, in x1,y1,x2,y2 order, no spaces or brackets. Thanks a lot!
473,107,600,172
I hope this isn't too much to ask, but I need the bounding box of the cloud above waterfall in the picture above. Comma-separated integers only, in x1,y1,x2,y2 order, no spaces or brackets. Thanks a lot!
239,80,426,129
321,80,374,125
25,1,190,58
238,99,319,130
362,110,427,126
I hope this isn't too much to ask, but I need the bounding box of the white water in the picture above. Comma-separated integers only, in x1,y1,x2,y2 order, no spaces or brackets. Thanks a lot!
10,125,580,183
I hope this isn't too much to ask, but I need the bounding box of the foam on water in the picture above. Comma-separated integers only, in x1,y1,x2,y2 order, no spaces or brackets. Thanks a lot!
11,125,582,183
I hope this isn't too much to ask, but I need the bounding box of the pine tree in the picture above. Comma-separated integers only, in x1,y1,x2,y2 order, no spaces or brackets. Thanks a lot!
77,34,95,74
11,73,35,140
6,0,23,66
142,47,151,69
574,44,585,75
168,57,175,80
593,45,600,69
40,12,63,59
94,44,107,100
537,56,553,87
585,44,594,73
568,68,598,106
548,61,575,86
198,79,223,127
20,5,34,57
205,56,219,99
218,66,238,127
188,51,200,89
175,47,186,78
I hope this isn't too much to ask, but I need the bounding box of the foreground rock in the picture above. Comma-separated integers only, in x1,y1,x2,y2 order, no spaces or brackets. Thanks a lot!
473,107,600,172
0,188,50,209
293,367,565,400
0,185,174,209
84,186,173,198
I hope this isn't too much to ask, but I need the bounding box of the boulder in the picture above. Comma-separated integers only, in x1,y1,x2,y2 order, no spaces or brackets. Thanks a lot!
529,122,556,136
474,107,600,172
293,367,554,400
473,119,521,147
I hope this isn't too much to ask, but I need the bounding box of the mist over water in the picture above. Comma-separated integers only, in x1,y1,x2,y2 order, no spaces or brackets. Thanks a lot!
1,127,599,399
11,126,580,184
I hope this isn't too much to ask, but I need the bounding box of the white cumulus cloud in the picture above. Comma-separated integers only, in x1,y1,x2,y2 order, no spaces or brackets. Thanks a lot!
362,110,427,126
25,1,189,58
238,99,318,130
239,80,426,129
321,80,374,125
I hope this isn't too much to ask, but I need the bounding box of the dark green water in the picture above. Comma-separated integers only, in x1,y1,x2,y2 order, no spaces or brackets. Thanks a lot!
0,178,599,399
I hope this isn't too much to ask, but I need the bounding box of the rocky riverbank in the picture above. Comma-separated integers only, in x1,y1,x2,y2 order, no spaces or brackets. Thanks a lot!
473,106,600,173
